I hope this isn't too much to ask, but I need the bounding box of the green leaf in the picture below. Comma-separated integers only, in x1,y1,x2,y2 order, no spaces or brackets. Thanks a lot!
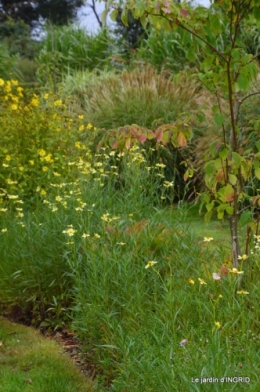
255,167,260,180
186,47,196,62
101,8,109,26
232,152,242,168
229,174,237,185
217,210,224,220
206,202,214,212
110,9,119,22
214,113,224,127
255,141,260,152
219,148,228,159
239,210,253,227
226,206,234,215
237,73,249,92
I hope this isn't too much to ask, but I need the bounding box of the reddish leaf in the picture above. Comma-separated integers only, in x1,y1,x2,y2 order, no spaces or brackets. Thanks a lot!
156,129,164,143
177,132,187,147
217,170,224,183
125,138,131,150
180,8,189,17
112,140,118,149
139,134,147,144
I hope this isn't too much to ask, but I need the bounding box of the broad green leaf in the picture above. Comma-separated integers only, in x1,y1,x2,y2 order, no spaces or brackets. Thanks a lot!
237,73,250,92
206,202,214,212
214,113,224,127
255,167,260,180
110,9,119,22
226,206,234,215
219,148,228,159
229,174,237,185
101,8,109,26
255,141,260,152
239,210,253,227
217,210,224,220
232,152,242,168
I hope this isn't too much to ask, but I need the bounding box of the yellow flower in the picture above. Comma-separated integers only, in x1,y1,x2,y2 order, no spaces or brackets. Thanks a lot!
82,233,90,238
203,237,214,242
215,321,221,329
42,166,48,172
55,196,62,202
10,103,18,110
29,160,34,165
188,278,195,285
43,93,49,99
54,99,62,107
19,166,24,171
229,268,244,274
40,189,46,196
1,228,7,233
117,242,126,245
145,261,157,269
198,278,207,285
38,149,46,157
237,290,249,295
30,95,39,107
155,163,166,168
86,123,93,130
0,78,4,86
78,115,84,119
94,233,100,238
5,155,11,161
63,228,77,237
238,254,248,260
79,125,84,131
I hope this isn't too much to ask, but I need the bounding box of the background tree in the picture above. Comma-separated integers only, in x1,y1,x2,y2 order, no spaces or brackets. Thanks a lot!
0,0,84,28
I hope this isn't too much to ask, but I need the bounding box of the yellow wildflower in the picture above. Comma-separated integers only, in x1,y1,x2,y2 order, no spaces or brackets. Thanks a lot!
188,278,195,285
198,278,207,285
215,321,221,329
229,268,244,274
145,261,157,269
203,237,214,242
238,254,248,261
237,290,249,295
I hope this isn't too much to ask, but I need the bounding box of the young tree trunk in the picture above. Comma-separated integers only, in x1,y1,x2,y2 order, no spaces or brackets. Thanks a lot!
229,194,241,267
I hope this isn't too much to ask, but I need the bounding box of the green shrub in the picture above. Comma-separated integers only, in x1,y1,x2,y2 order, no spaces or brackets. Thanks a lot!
36,24,115,90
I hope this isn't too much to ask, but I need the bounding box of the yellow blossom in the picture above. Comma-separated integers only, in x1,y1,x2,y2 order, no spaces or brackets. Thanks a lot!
63,228,77,236
29,160,34,165
238,254,248,261
10,103,18,110
94,233,100,238
203,237,214,242
215,321,221,329
145,261,158,269
82,233,90,238
42,166,48,172
1,228,7,232
0,78,4,86
54,99,62,107
79,125,84,131
188,278,195,285
229,268,244,274
198,278,207,285
237,290,249,295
